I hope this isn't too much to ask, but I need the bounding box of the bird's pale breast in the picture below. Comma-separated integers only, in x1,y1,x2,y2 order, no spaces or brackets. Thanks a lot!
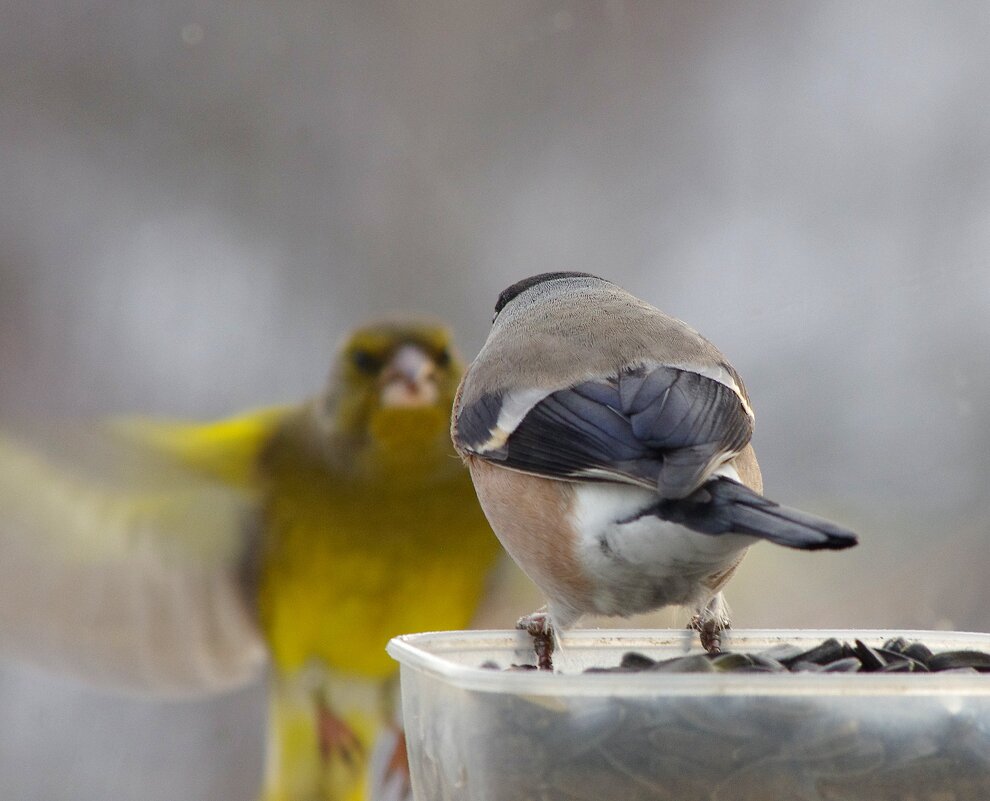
568,480,755,619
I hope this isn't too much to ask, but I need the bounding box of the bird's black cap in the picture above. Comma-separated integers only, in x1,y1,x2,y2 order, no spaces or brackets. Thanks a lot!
494,272,607,318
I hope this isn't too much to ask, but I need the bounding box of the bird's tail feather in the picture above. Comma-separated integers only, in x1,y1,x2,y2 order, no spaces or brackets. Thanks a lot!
653,477,859,551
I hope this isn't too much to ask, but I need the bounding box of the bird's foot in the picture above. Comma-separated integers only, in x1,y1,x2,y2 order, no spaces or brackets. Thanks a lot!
383,727,409,787
315,697,364,767
516,611,554,671
369,724,412,801
688,615,728,655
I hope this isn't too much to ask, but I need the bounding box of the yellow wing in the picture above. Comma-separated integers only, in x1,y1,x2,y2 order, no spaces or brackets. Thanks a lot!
109,405,290,487
0,410,285,697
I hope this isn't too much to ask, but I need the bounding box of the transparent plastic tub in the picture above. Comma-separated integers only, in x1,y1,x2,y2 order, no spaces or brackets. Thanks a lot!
387,629,990,801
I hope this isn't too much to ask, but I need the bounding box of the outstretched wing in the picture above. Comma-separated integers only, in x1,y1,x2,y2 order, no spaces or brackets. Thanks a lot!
0,415,279,697
454,364,753,498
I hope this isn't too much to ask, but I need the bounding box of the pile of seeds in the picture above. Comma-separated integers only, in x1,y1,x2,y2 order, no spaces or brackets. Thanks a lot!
583,637,990,675
449,638,990,801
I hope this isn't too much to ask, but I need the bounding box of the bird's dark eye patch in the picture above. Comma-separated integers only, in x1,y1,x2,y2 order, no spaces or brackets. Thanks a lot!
435,348,451,368
350,349,383,374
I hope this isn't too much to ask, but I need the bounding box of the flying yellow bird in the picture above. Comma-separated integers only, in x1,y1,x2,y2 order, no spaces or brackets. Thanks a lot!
0,321,502,801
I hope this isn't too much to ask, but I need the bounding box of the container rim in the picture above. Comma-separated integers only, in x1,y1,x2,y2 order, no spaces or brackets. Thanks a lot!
386,628,990,697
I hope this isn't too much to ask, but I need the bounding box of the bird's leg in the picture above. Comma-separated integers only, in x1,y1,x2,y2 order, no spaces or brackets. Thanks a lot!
517,610,554,670
688,594,731,655
315,694,364,767
368,723,411,801
383,727,409,787
688,615,725,654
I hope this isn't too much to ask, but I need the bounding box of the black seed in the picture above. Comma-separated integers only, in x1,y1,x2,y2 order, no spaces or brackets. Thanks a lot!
780,638,848,667
648,654,717,674
882,637,910,653
790,660,827,673
929,650,990,672
902,642,935,665
822,657,863,673
854,639,887,671
620,652,658,670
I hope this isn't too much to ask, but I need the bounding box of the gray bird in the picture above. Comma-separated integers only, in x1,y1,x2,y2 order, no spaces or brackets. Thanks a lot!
451,272,858,667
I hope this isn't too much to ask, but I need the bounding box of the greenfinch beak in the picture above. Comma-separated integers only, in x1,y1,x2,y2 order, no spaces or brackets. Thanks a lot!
378,345,439,408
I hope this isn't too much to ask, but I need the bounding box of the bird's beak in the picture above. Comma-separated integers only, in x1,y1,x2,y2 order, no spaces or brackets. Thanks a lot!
379,344,439,408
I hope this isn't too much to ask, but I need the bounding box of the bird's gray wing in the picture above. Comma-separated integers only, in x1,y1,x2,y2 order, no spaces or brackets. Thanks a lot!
455,365,753,498
0,419,268,698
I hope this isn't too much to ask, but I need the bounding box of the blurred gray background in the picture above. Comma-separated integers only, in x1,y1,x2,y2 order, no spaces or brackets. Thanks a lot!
2,1,989,799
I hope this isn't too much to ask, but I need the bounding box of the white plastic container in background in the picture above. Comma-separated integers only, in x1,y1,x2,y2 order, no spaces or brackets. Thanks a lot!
387,629,990,801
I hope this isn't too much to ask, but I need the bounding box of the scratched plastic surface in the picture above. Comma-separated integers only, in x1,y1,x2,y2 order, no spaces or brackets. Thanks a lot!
387,629,990,801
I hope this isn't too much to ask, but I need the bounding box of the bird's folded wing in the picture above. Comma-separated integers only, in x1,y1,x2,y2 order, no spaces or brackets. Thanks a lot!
454,364,754,498
0,417,274,697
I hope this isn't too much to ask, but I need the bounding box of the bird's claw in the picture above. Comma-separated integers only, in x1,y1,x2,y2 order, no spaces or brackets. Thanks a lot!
517,611,555,671
316,698,364,768
688,614,728,655
369,724,411,801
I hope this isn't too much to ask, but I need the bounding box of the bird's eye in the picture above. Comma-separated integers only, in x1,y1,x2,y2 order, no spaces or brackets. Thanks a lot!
350,349,382,374
435,348,451,368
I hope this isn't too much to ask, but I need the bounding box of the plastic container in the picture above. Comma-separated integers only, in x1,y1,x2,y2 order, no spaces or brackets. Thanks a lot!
387,629,990,801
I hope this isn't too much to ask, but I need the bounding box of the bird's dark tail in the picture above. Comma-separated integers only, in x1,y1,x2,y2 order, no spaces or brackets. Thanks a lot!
649,476,858,550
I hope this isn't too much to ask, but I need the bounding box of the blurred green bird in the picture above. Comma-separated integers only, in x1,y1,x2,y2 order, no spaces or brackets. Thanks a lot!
0,320,504,801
